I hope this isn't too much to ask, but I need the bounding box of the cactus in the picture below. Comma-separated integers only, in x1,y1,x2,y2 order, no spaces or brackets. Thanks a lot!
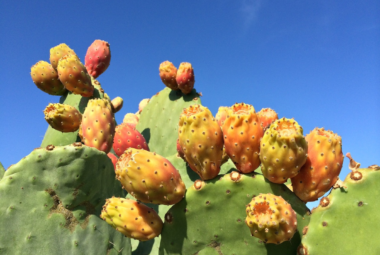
291,128,344,202
43,103,82,132
101,197,163,241
30,61,66,95
57,54,94,97
85,40,111,78
113,123,149,157
176,62,195,94
79,98,116,153
178,105,224,180
260,118,308,184
222,103,264,173
298,154,380,254
0,162,4,180
0,144,131,254
116,148,186,205
159,61,179,90
245,193,298,244
159,171,310,255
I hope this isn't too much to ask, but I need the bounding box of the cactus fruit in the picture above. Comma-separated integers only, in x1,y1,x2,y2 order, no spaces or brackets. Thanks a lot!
222,103,264,173
43,103,82,132
57,54,94,97
139,98,150,113
101,197,163,242
257,108,278,130
245,193,298,244
113,123,149,157
115,148,186,205
291,128,344,202
178,105,224,180
123,113,139,128
107,152,118,171
79,98,115,153
111,97,124,113
176,62,195,94
84,40,111,78
215,106,229,127
260,118,308,184
297,155,380,255
49,43,76,70
30,61,66,95
159,61,179,90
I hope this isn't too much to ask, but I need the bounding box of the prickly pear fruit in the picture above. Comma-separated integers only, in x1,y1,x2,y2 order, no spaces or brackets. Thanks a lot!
178,105,223,180
260,118,308,184
79,98,115,153
84,40,111,78
101,197,163,241
176,62,195,94
291,128,343,202
113,123,149,156
57,54,94,97
257,108,278,130
111,97,123,113
245,193,297,244
123,113,139,128
222,103,264,173
49,43,76,70
30,61,66,95
43,103,82,132
107,152,118,171
139,98,150,113
215,106,229,127
116,148,186,205
159,61,179,90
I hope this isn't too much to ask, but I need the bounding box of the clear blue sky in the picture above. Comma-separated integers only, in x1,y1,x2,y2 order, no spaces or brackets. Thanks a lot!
0,1,379,209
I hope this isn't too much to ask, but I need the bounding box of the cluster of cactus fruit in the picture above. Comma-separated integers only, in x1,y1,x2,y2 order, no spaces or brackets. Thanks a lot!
0,39,378,255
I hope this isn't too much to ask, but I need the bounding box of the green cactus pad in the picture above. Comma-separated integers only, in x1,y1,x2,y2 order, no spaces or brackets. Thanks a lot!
159,171,310,255
298,164,380,255
136,88,202,158
0,162,4,180
41,78,104,147
0,144,130,254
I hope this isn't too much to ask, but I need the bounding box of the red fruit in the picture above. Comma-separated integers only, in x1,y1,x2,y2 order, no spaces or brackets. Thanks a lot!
107,153,118,171
84,40,111,78
176,62,195,94
257,108,278,130
113,123,149,156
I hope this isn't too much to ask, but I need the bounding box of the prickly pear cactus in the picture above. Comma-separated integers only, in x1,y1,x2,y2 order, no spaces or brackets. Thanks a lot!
159,171,310,255
41,78,105,147
0,162,4,180
298,155,380,255
0,144,131,254
136,87,201,158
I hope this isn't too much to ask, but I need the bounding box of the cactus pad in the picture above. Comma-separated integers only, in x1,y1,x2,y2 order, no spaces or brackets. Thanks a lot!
0,144,131,254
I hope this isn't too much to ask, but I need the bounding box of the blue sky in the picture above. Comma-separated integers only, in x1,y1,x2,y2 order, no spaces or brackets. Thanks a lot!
0,1,379,208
